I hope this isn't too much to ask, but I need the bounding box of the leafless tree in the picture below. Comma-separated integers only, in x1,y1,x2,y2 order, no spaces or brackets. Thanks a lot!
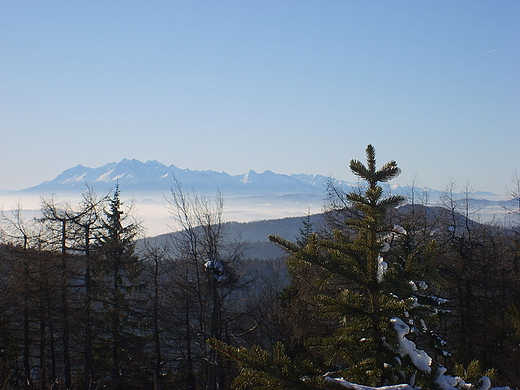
165,179,248,390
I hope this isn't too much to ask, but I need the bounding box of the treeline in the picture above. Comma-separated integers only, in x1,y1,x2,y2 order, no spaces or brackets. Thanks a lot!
0,186,285,389
0,169,519,389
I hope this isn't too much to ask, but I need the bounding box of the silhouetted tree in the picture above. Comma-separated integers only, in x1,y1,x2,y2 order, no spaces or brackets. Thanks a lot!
92,186,145,389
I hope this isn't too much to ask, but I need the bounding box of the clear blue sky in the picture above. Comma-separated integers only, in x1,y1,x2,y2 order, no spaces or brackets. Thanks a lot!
1,1,518,194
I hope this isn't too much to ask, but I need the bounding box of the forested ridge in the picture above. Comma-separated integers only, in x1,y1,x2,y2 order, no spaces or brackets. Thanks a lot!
1,148,519,389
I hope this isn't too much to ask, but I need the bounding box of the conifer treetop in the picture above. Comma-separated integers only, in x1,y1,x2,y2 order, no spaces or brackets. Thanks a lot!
349,145,402,186
346,145,405,216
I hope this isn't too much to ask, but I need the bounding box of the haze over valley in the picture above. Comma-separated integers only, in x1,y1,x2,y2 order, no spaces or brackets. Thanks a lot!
1,158,515,237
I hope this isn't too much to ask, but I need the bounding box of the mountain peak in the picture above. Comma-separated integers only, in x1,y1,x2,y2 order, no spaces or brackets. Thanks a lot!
22,160,344,195
19,160,502,203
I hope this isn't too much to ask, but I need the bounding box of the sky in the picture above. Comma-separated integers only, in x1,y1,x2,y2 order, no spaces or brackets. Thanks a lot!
1,1,519,194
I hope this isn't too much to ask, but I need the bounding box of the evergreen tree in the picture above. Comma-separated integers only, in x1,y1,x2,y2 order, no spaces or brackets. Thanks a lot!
92,186,146,389
210,145,440,388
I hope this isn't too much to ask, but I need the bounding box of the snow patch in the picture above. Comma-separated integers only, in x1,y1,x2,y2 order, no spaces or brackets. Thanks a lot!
324,378,415,390
377,255,388,282
204,259,229,282
95,169,115,182
63,172,87,183
391,317,432,373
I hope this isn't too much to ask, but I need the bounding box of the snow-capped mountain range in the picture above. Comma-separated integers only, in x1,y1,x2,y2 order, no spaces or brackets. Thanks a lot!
19,158,500,200
22,158,345,195
1,159,515,237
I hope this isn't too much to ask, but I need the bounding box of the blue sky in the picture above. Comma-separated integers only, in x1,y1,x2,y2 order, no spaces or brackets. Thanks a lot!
1,1,519,194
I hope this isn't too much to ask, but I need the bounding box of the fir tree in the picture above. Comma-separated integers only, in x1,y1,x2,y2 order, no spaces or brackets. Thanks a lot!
210,145,441,389
92,186,146,389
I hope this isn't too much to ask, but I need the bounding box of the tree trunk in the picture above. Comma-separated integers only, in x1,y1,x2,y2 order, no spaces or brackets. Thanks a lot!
60,221,72,389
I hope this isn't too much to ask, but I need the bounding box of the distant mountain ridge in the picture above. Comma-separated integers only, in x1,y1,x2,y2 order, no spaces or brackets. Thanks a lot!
4,159,517,237
22,158,349,195
20,158,501,201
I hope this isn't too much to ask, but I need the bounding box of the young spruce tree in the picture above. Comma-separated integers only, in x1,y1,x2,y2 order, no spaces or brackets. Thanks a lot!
93,186,146,389
209,145,439,389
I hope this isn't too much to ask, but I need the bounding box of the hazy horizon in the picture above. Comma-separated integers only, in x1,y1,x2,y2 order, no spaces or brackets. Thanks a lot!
1,2,518,194
1,158,516,238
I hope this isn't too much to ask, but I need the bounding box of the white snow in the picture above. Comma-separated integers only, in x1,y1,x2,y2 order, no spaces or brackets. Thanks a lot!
325,368,508,390
204,259,228,282
204,259,224,272
241,171,254,184
324,376,509,390
378,225,407,282
480,376,491,390
324,377,415,390
435,367,460,390
95,168,115,182
377,255,388,282
63,172,87,183
392,225,407,235
387,318,509,390
391,317,432,373
378,224,407,283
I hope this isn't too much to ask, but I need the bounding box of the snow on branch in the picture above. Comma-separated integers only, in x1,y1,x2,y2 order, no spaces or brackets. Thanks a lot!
324,376,509,390
377,225,406,282
324,377,415,390
391,317,432,373
204,258,229,282
388,317,510,390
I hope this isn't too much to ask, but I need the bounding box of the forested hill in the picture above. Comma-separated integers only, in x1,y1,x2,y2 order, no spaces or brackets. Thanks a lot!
144,213,324,260
142,203,508,260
